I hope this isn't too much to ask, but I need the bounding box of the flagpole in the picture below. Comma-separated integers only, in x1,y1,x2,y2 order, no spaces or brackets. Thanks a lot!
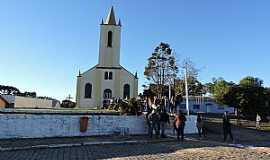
184,63,190,116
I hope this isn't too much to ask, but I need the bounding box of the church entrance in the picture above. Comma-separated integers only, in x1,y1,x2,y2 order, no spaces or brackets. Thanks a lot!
103,89,112,99
103,89,112,108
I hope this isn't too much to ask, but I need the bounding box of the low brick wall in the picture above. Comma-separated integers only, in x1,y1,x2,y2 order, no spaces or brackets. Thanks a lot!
0,113,147,139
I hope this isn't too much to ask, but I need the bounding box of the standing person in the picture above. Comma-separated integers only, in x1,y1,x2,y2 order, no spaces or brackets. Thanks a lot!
146,101,153,137
256,113,261,129
196,113,206,138
160,109,170,138
223,112,233,142
196,113,203,138
174,111,186,141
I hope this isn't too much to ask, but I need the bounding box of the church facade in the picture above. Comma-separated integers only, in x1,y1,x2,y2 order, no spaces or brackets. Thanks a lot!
76,7,138,108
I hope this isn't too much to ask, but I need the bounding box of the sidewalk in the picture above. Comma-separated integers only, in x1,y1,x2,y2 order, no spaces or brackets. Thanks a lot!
0,135,175,151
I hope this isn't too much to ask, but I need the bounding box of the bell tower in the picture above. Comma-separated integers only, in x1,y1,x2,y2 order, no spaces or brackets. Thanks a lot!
98,7,122,67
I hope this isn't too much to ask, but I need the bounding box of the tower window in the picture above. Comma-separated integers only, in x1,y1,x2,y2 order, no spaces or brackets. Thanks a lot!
109,72,113,80
104,72,108,80
85,83,92,98
105,72,113,80
107,31,113,47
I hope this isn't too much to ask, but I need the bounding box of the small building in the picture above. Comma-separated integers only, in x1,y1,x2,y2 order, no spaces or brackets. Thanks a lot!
0,95,60,109
178,96,235,114
0,96,10,108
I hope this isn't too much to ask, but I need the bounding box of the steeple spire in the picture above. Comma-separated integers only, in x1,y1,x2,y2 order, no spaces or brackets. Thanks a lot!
105,6,117,25
118,19,122,26
101,18,104,25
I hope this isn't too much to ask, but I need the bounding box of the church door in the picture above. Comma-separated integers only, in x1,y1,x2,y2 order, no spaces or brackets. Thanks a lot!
104,89,112,99
123,84,130,99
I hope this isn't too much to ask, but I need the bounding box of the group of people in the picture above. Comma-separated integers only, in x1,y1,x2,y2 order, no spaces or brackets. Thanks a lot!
145,96,236,143
145,97,187,141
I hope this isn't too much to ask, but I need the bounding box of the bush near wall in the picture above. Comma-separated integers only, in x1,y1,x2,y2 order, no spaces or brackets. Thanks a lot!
61,100,76,108
108,98,143,115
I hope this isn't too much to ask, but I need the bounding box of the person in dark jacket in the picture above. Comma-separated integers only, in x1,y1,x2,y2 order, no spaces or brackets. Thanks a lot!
160,109,170,138
174,111,186,141
197,113,207,138
223,112,233,142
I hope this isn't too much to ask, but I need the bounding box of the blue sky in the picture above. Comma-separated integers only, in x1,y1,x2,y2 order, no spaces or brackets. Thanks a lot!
0,0,269,101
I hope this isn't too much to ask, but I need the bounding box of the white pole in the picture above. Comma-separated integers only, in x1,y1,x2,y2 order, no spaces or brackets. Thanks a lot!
184,63,190,116
169,84,171,101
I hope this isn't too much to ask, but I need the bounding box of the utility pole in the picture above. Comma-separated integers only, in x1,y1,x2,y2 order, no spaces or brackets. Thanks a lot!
184,63,190,116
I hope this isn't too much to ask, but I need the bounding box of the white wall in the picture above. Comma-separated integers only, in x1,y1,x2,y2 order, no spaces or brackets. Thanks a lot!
14,96,53,108
0,114,198,139
0,114,147,139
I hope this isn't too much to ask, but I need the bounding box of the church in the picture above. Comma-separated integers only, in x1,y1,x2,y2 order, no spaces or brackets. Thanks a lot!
75,7,138,108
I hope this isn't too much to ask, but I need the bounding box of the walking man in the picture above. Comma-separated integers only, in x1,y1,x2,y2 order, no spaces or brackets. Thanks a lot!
196,113,206,138
160,109,170,138
174,111,186,141
223,111,233,142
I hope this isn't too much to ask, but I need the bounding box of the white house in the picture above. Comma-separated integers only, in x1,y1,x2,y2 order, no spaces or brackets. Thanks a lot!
0,95,60,109
178,96,235,114
75,7,138,108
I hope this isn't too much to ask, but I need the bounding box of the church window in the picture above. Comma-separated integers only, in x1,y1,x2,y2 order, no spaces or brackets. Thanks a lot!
85,83,92,98
109,72,113,80
104,72,108,80
104,89,112,99
123,84,130,99
107,31,113,47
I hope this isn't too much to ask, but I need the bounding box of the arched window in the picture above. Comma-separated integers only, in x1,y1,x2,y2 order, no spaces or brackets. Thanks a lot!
107,31,113,47
123,84,130,99
104,89,112,99
109,72,113,80
85,83,92,98
104,72,108,80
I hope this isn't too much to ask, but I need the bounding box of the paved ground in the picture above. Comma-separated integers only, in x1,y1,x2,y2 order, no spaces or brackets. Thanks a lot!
0,135,175,150
1,119,270,159
0,140,269,160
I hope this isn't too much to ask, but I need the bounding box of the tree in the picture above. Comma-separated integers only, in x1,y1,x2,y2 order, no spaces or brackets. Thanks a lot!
206,77,235,104
175,77,206,96
144,42,178,97
0,85,21,95
239,76,263,87
175,59,205,96
207,76,270,120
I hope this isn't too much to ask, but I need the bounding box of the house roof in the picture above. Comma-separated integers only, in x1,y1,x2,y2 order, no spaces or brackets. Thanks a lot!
0,94,15,104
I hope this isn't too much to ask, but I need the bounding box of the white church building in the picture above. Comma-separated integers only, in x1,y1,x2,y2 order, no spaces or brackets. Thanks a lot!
76,7,138,108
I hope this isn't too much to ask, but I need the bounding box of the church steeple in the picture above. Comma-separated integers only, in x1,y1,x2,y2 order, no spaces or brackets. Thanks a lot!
105,6,117,25
98,7,121,67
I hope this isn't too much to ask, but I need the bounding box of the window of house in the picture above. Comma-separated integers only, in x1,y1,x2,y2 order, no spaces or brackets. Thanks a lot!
107,31,113,47
85,83,92,98
193,104,200,109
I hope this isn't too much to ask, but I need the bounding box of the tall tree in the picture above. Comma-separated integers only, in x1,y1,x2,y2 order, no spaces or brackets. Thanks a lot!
144,42,178,97
175,59,205,96
0,85,21,95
